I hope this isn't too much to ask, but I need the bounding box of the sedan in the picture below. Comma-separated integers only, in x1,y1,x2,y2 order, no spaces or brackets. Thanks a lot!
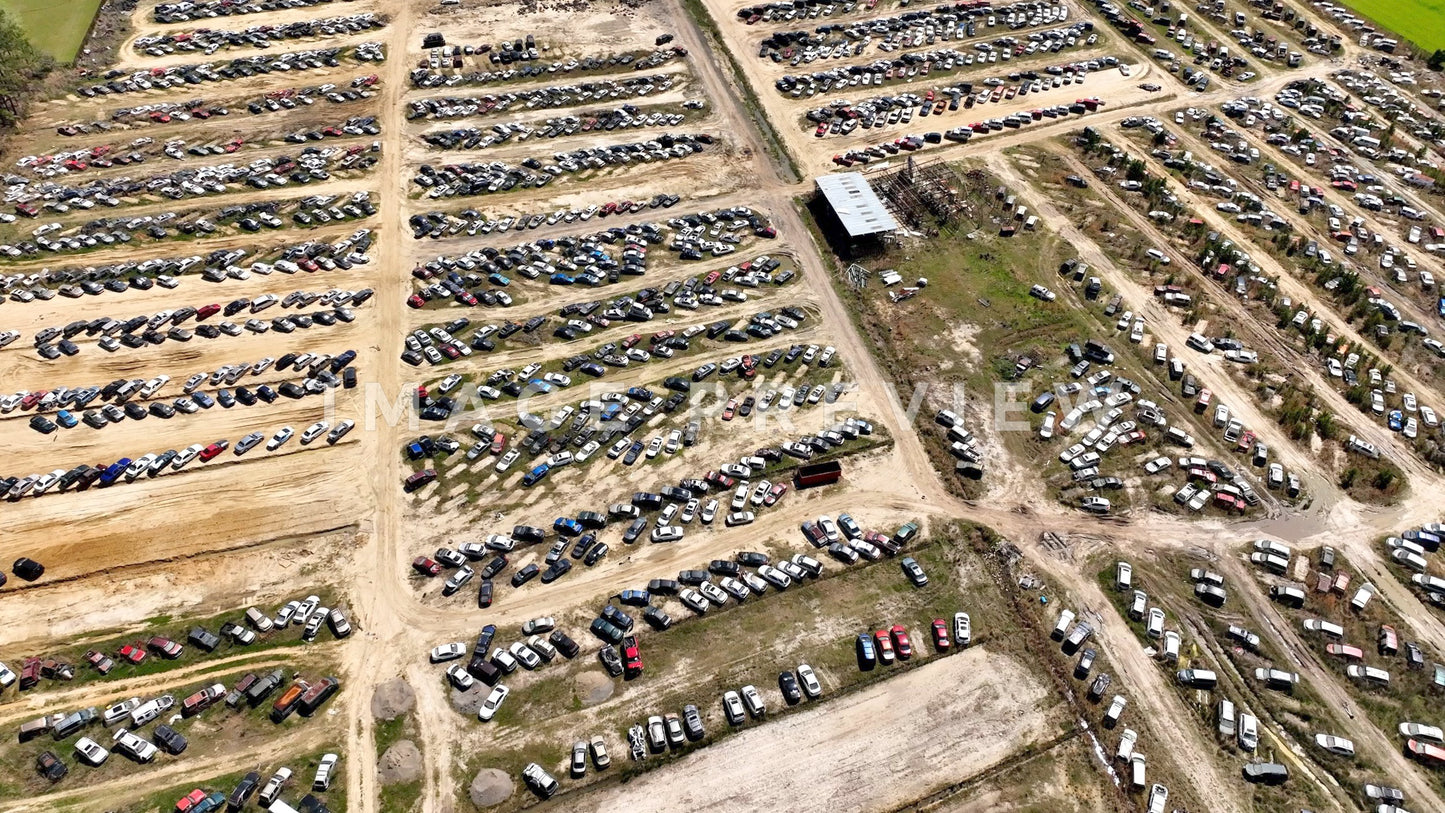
890,625,913,659
900,557,928,586
778,671,802,705
429,642,466,663
796,664,822,698
931,618,951,650
478,685,510,721
1314,734,1355,756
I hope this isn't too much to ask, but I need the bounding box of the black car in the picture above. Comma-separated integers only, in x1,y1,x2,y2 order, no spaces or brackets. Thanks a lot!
548,630,579,659
123,402,149,420
540,559,572,583
736,551,769,567
1241,763,1289,785
597,645,623,676
13,558,44,581
479,555,508,579
779,671,802,705
36,751,67,782
510,564,539,587
152,724,188,754
708,560,741,577
601,604,634,632
643,606,672,631
229,771,261,808
584,543,609,566
1074,648,1096,679
477,579,494,608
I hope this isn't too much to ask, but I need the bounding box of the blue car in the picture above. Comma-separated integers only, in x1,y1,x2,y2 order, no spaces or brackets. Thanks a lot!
549,273,575,285
1389,410,1404,431
522,464,550,487
553,517,583,536
54,409,78,428
526,379,554,394
100,458,132,486
856,633,877,669
489,272,511,287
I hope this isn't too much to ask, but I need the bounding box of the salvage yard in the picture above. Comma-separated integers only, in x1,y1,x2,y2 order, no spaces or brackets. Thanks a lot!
6,0,1445,810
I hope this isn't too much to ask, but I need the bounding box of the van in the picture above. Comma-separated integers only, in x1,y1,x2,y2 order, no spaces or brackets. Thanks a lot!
1269,585,1306,608
270,682,307,723
1251,552,1289,574
18,716,51,742
1176,669,1217,689
1128,591,1148,620
1350,582,1376,611
1051,609,1076,640
1237,712,1259,751
50,708,96,739
1216,699,1236,737
1130,754,1147,788
1104,695,1127,728
1115,561,1133,591
1063,622,1093,655
1165,426,1193,447
1302,619,1344,639
1116,728,1138,761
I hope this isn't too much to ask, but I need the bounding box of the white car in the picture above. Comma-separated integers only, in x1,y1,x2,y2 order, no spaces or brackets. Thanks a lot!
313,753,339,790
112,728,157,763
75,737,110,766
429,642,467,663
495,450,520,472
300,420,330,445
102,698,142,727
267,426,294,450
446,663,475,690
954,612,972,647
1399,722,1445,743
0,661,15,688
259,768,293,806
1314,734,1355,757
700,499,718,524
796,664,822,698
478,685,510,721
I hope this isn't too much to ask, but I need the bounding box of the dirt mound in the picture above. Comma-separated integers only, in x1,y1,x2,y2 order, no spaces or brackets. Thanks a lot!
469,768,515,807
371,678,415,721
378,740,424,786
575,671,614,706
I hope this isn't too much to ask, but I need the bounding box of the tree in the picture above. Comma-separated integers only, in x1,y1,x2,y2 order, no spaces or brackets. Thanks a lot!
0,10,53,128
1429,49,1445,71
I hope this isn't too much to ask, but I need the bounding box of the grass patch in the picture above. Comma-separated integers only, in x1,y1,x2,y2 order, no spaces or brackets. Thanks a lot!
0,0,100,62
0,589,346,702
1339,0,1445,51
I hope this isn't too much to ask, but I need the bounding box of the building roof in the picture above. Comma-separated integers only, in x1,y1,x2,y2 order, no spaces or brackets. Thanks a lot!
814,173,899,238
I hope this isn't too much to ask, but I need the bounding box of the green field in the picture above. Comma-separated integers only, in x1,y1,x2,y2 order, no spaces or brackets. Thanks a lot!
0,0,102,62
1343,0,1445,52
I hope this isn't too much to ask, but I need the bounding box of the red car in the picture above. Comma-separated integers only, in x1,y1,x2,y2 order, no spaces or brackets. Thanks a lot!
873,630,895,664
176,789,207,812
764,482,788,506
84,649,114,674
622,635,643,676
148,636,183,659
198,441,228,462
490,432,506,455
722,399,738,421
931,619,951,651
413,557,442,577
118,643,147,665
196,303,221,320
407,294,425,309
890,625,913,659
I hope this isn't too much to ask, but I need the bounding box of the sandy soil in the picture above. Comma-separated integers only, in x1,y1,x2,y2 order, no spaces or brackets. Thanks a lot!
567,648,1058,813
